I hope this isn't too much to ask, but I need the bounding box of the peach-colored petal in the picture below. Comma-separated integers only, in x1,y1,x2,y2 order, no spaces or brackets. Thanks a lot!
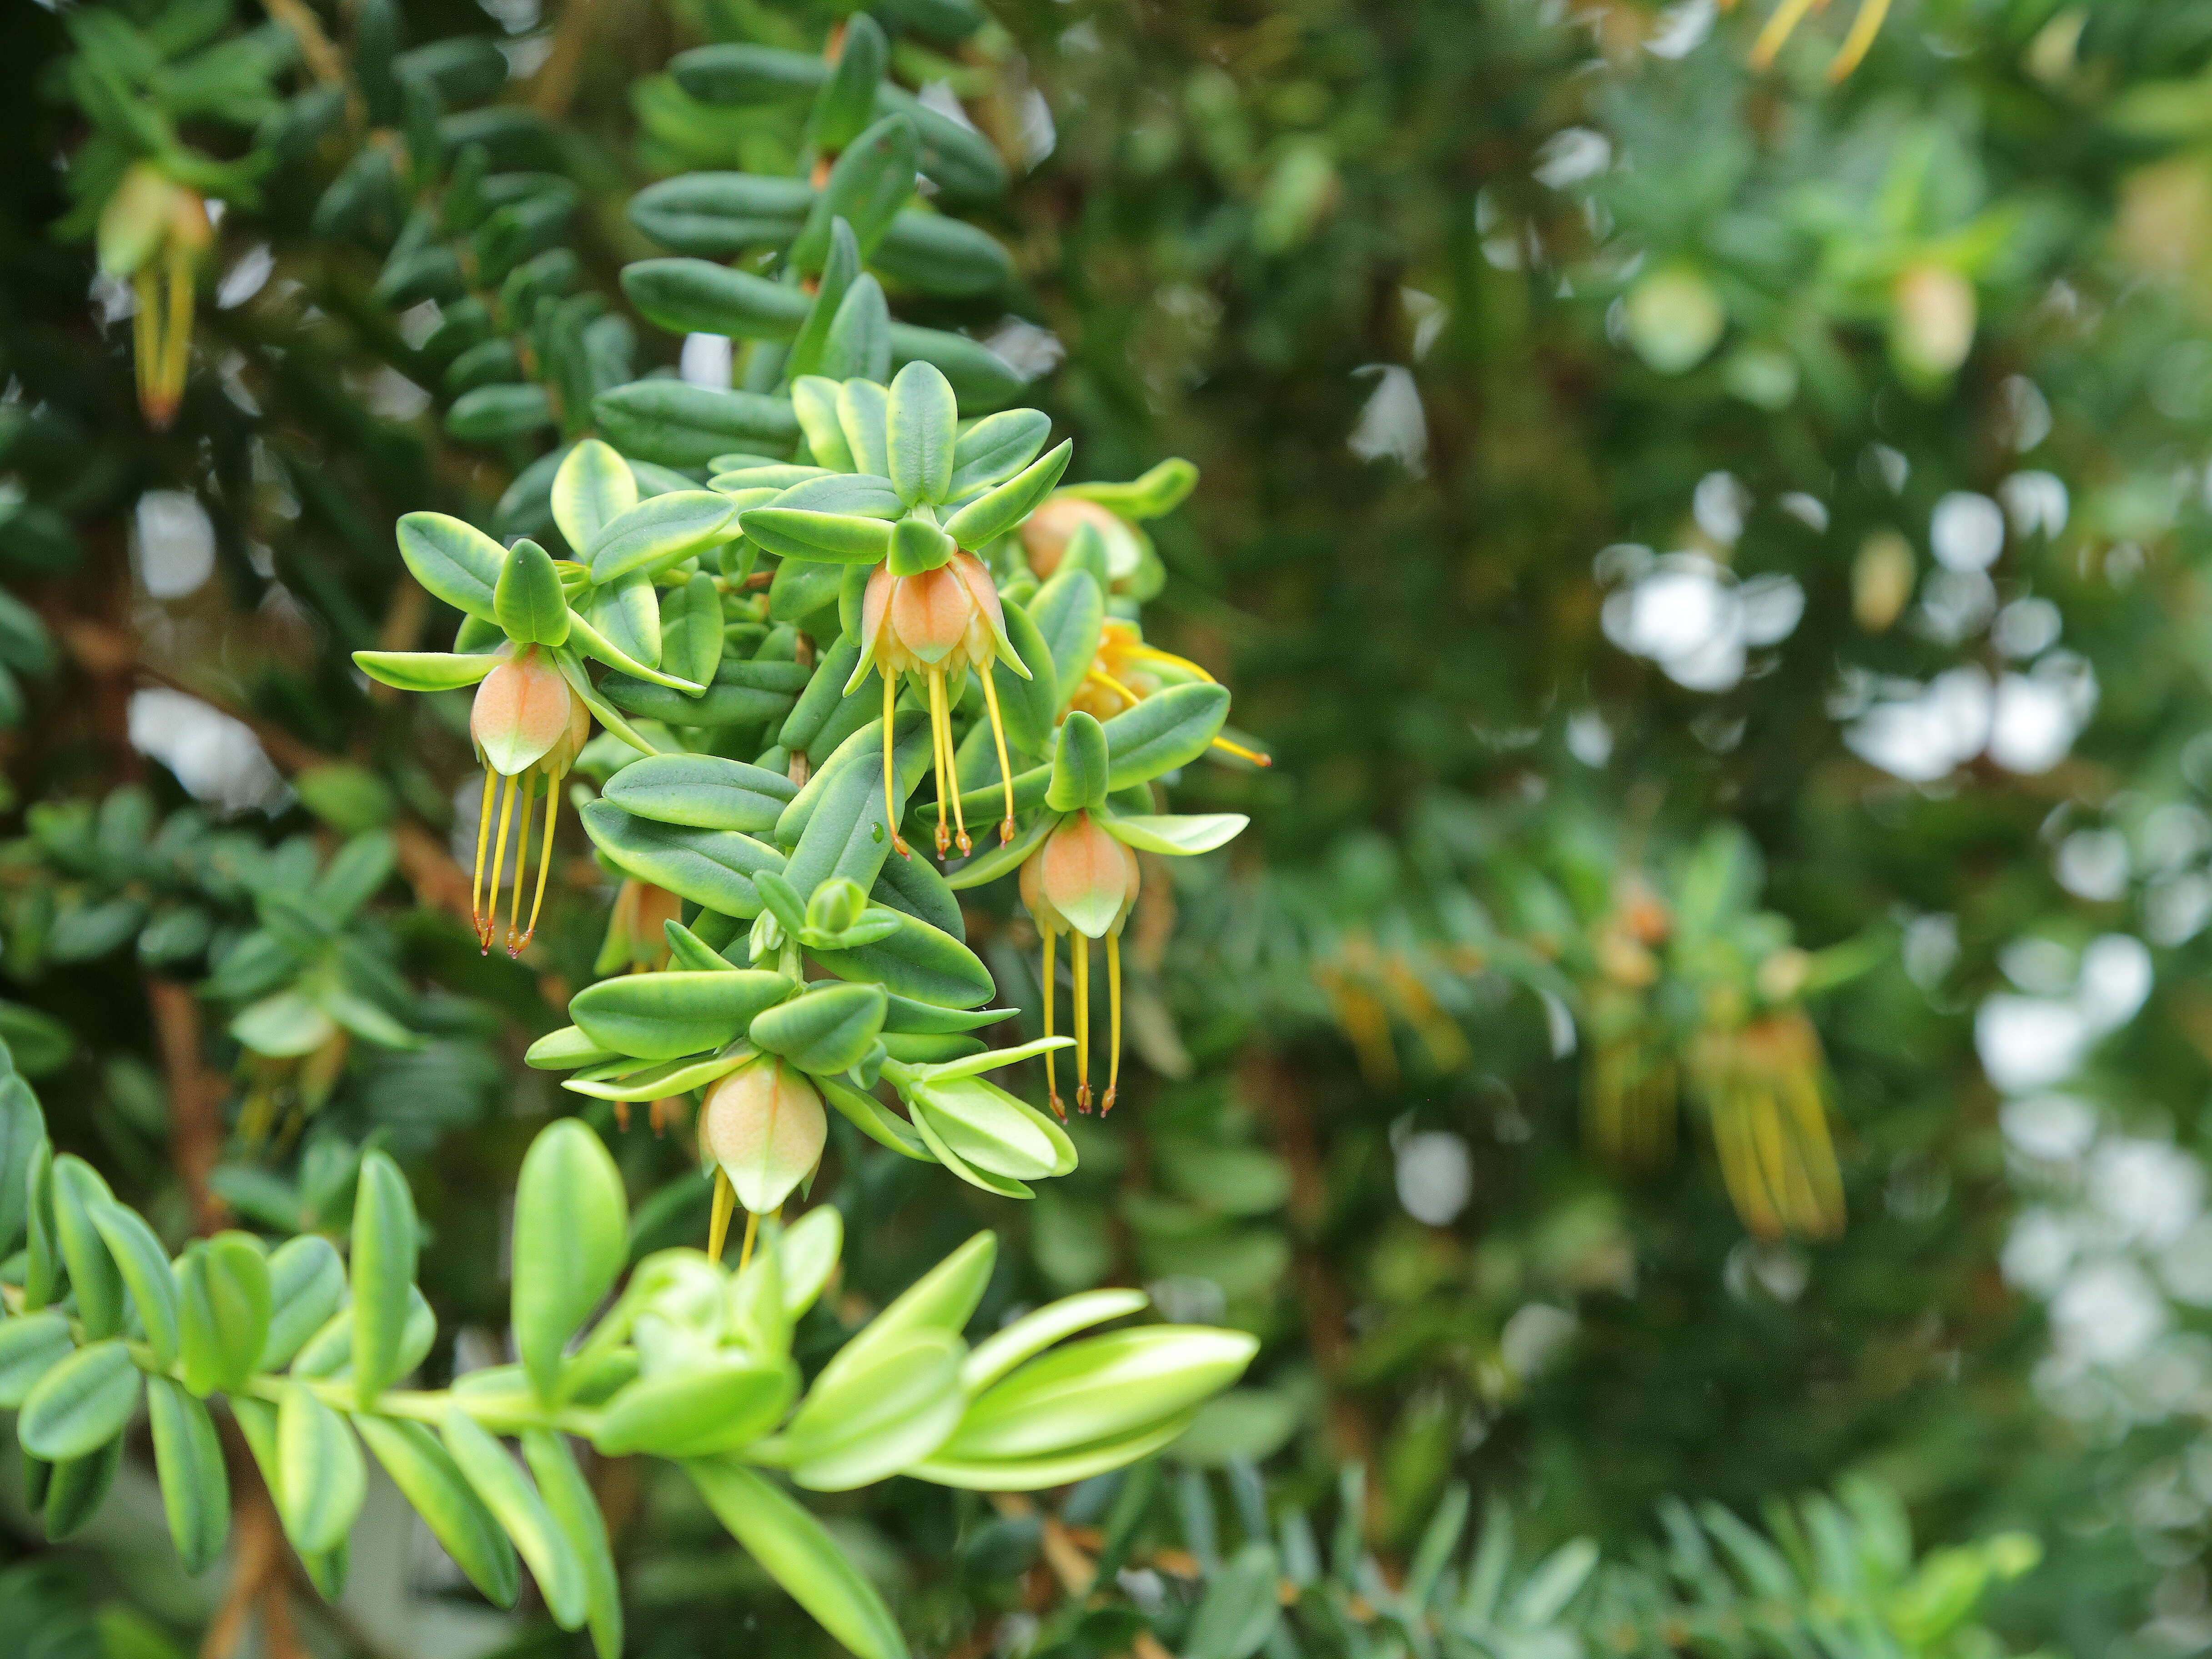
888,564,975,664
471,648,574,777
1036,812,1136,939
701,1061,827,1214
860,563,895,661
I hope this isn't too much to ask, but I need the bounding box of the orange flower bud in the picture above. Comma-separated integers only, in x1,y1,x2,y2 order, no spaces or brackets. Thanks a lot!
700,1060,828,1215
470,647,586,779
1021,812,1140,941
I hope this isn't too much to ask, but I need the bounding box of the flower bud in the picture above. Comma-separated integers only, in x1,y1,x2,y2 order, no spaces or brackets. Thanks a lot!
701,1061,827,1215
1021,497,1142,583
805,877,869,936
1021,812,1140,940
470,647,586,778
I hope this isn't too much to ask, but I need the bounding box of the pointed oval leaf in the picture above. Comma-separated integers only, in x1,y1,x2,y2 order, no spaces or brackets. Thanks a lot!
570,968,795,1061
791,375,855,470
887,361,959,505
582,799,787,916
780,1327,965,1490
352,649,502,692
397,513,504,621
496,538,571,646
587,492,738,583
524,1431,626,1659
552,438,639,553
1026,569,1106,711
0,1310,75,1408
147,1377,229,1574
593,380,801,470
350,1151,419,1407
822,274,891,382
839,380,891,476
42,1436,125,1540
940,1327,1259,1462
50,1156,125,1339
1104,683,1230,788
512,1119,629,1403
962,1289,1152,1393
89,1199,181,1367
584,569,661,670
178,1232,273,1395
259,1234,341,1373
1100,812,1250,856
603,754,798,833
810,907,995,1007
686,1458,910,1659
662,573,726,690
442,1409,588,1630
356,1415,521,1608
950,409,1050,499
591,1356,797,1456
943,440,1074,549
749,983,888,1076
741,507,896,565
20,1340,141,1462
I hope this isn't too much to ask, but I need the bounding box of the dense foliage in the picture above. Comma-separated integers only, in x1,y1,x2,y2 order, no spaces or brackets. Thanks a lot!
7,0,2212,1656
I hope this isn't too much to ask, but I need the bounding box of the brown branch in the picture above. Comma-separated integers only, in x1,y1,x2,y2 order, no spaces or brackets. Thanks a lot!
260,0,345,85
147,978,226,1233
531,0,600,118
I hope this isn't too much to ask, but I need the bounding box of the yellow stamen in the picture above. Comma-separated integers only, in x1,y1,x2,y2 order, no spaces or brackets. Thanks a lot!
1083,668,1142,709
1749,0,1823,67
1124,643,1214,684
133,271,159,418
1041,927,1061,1118
1104,930,1122,1115
161,252,193,418
738,1208,761,1273
484,772,518,956
707,1167,735,1262
613,1101,631,1132
977,664,1018,844
519,776,560,955
471,768,497,946
882,670,909,859
1209,735,1272,766
1825,0,1889,79
507,774,537,955
1073,935,1091,1114
944,676,970,854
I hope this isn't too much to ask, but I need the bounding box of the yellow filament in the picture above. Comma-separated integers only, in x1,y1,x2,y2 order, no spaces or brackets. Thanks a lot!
707,1167,735,1262
926,669,965,856
1041,928,1061,1117
162,254,193,413
1209,735,1272,766
1104,930,1122,1115
471,768,497,945
882,671,908,858
1825,0,1890,79
738,1208,761,1273
1749,0,1822,66
507,774,537,955
520,778,560,955
484,773,518,955
1073,935,1091,1113
1083,668,1142,709
977,662,1019,843
1125,643,1214,684
944,679,970,855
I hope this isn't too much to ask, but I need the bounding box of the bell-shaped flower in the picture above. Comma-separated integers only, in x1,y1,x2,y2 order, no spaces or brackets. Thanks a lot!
466,644,590,957
701,1059,828,1221
850,551,1031,859
1020,812,1140,1116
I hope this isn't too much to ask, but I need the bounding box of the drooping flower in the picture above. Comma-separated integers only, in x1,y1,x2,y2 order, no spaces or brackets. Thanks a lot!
1019,811,1141,1116
1066,618,1270,768
98,164,213,429
468,645,590,956
850,551,1027,859
699,1059,827,1260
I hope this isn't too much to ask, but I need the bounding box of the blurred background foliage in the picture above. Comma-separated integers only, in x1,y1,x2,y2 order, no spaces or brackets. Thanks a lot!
9,0,2212,1654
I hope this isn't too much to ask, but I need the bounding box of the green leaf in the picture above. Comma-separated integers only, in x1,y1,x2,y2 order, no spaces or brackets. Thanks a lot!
938,1327,1258,1462
819,1074,937,1161
864,1231,997,1348
495,538,570,646
526,1026,623,1070
1183,1542,1283,1659
788,220,864,382
147,1377,229,1575
780,637,863,755
562,1049,750,1101
789,374,854,470
351,649,501,692
778,1207,845,1317
0,1065,46,1255
177,1232,273,1395
0,1309,74,1408
962,1289,1151,1392
600,655,807,723
19,1340,140,1462
1063,458,1198,520
524,1431,626,1659
741,507,895,564
259,1234,341,1372
591,1355,797,1455
570,968,795,1060
887,361,960,506
619,257,811,340
593,381,801,470
839,380,891,477
1026,569,1106,712
750,983,888,1075
1104,682,1230,787
512,1118,629,1403
1100,812,1249,855
662,572,726,689
912,1409,1198,1492
552,438,639,553
350,1150,419,1407
821,275,892,382
811,906,996,1007
943,440,1073,549
908,1075,1074,1181
396,513,504,621
889,323,1023,413
586,491,738,583
603,754,797,833
1046,712,1111,813
792,113,920,270
442,1410,589,1630
50,1156,125,1339
949,409,1051,499
581,799,788,915
355,1415,521,1608
89,1199,181,1367
581,570,663,672
276,1382,366,1554
686,1458,911,1659
783,711,933,899
42,1436,124,1541
778,1326,966,1490
887,515,955,576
